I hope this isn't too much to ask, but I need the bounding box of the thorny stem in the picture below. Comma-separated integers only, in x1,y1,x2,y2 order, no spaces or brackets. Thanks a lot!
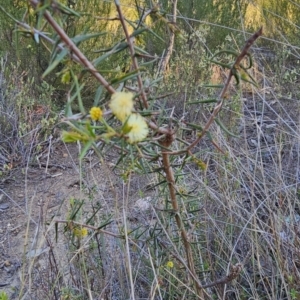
28,0,168,135
158,29,263,297
185,27,263,151
162,150,204,298
26,3,255,295
162,27,263,156
30,0,115,94
158,239,243,291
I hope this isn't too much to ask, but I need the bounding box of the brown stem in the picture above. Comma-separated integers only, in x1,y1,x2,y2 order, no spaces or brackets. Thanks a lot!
158,239,243,291
186,27,263,151
160,27,263,156
30,0,115,94
28,1,177,136
201,264,242,289
161,150,204,298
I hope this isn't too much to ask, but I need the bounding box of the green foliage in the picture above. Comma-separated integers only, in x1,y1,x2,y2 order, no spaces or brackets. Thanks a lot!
2,1,300,300
175,0,248,48
0,292,8,300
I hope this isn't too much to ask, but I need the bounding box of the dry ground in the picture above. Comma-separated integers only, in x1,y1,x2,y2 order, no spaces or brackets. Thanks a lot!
0,139,156,299
1,87,300,299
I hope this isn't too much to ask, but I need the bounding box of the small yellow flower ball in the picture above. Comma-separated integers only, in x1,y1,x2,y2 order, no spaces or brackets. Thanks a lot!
90,107,103,121
73,227,88,238
109,92,134,122
166,261,174,268
124,113,148,144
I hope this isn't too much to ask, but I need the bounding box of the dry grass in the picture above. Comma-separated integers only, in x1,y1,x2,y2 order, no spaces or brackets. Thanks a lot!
10,71,300,299
1,2,300,300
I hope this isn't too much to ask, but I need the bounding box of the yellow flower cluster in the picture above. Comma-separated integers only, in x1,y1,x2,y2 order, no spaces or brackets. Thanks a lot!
166,261,174,268
63,92,148,145
124,113,149,144
109,92,134,122
90,107,103,121
73,227,88,238
109,92,148,143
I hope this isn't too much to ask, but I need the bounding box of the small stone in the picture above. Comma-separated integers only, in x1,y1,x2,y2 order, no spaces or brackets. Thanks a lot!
4,260,10,267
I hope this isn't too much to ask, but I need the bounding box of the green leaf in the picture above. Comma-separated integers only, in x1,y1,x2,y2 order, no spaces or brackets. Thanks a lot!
140,57,159,67
187,99,218,104
65,83,85,117
232,67,241,85
86,205,103,225
97,218,114,230
114,152,127,168
35,2,51,14
42,48,69,78
110,69,142,84
0,5,19,22
184,122,203,131
93,44,123,67
70,200,84,220
147,27,166,43
93,86,103,106
56,2,81,17
203,84,224,88
239,67,258,86
210,50,239,60
86,122,96,138
215,118,239,137
94,41,128,54
241,53,253,69
134,45,152,55
79,140,94,160
72,32,107,45
210,60,232,69
72,72,86,114
124,25,148,38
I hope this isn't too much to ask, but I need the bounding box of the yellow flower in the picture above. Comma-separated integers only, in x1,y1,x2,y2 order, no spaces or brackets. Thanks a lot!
123,113,148,144
166,261,174,268
90,107,103,121
109,92,134,122
73,227,88,238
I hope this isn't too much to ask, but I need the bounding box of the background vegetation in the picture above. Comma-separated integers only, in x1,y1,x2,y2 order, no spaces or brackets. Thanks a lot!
0,0,300,299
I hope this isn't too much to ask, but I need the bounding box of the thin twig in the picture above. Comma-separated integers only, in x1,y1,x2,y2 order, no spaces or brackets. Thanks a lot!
186,27,263,151
161,150,204,297
115,0,149,108
161,27,263,156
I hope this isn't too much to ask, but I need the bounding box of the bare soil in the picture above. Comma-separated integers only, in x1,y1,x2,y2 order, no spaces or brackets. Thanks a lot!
0,139,155,299
0,142,83,298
